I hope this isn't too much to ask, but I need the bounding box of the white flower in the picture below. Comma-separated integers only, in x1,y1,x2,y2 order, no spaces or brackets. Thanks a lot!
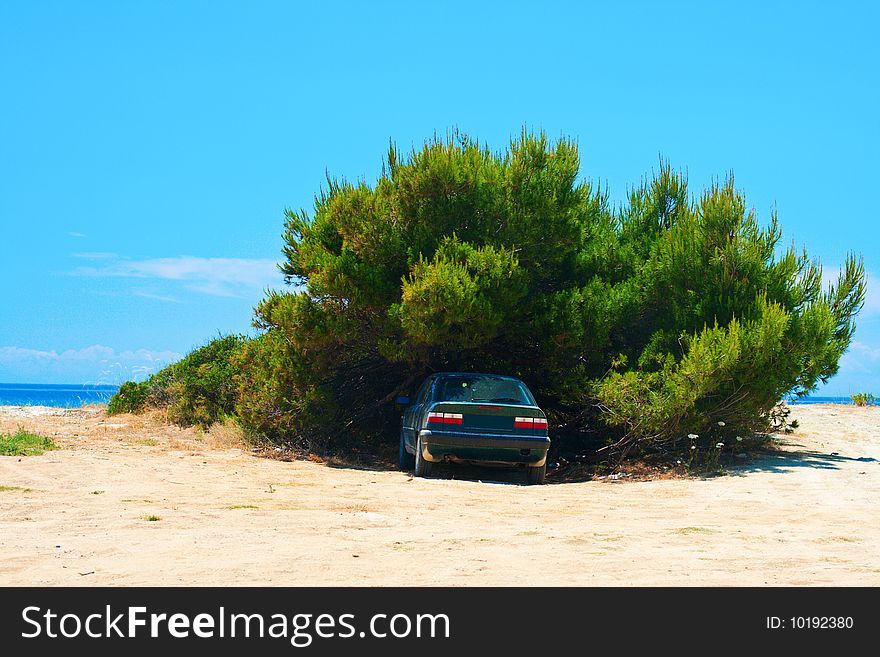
690,445,696,450
736,436,743,442
716,442,724,448
717,421,726,427
688,433,698,440
676,459,682,464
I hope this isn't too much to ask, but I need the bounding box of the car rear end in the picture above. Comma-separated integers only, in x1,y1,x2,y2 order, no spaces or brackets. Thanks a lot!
419,397,550,467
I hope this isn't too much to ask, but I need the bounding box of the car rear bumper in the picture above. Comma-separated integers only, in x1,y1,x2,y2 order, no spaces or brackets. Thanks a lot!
419,429,549,466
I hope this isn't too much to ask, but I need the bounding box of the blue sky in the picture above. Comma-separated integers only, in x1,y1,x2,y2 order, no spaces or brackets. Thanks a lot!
1,1,877,394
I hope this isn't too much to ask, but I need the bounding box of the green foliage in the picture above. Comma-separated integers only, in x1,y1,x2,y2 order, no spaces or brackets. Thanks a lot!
160,334,248,427
255,130,865,454
232,330,337,448
109,335,248,428
124,130,866,457
851,392,876,407
0,430,58,456
392,236,528,353
107,381,150,414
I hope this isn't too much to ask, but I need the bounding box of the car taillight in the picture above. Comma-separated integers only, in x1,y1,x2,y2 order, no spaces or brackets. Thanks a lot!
515,416,548,429
428,412,463,425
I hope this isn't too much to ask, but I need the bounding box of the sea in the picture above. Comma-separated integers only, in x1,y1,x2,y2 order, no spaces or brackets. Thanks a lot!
787,396,855,405
0,382,858,408
0,383,119,408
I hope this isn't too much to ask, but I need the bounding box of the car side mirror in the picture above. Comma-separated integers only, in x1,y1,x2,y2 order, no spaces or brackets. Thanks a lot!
395,395,410,406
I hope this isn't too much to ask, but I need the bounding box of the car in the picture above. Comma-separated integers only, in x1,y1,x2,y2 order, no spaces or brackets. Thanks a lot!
396,372,550,484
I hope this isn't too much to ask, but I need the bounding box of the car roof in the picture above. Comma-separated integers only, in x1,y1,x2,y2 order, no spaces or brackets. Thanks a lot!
430,372,524,382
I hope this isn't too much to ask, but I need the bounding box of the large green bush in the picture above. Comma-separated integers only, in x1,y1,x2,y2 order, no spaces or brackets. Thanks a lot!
242,131,864,453
112,131,865,457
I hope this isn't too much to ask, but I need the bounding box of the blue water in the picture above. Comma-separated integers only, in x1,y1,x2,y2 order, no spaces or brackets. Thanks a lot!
0,383,119,407
788,396,855,405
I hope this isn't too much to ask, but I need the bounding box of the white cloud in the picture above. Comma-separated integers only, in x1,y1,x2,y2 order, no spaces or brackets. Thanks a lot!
838,341,880,375
0,345,183,385
73,255,281,298
68,231,87,238
134,291,182,303
0,346,57,361
849,341,880,360
56,345,115,361
817,339,880,396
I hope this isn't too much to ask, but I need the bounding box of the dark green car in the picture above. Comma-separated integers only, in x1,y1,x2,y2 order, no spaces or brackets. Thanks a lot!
397,372,550,484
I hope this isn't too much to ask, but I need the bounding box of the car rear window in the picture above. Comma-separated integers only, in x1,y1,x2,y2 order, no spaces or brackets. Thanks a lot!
435,376,534,405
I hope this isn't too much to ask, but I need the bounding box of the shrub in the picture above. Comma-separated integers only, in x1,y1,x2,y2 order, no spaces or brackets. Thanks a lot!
232,331,337,448
161,334,248,427
107,381,150,414
249,130,865,455
851,392,876,407
109,335,248,428
123,131,865,457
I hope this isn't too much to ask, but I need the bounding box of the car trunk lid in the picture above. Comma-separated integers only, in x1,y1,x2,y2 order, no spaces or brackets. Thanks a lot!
428,402,547,435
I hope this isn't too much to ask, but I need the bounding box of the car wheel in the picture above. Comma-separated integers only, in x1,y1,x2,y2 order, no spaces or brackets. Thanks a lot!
413,433,433,478
398,429,415,471
526,461,546,485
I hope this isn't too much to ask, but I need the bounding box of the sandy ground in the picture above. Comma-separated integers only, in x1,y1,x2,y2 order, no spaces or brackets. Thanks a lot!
1,404,878,586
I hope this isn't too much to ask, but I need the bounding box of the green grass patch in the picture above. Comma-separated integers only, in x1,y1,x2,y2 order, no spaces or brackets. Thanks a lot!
675,526,717,535
0,485,33,493
816,535,861,544
225,504,259,510
145,515,161,522
133,438,159,446
0,430,59,456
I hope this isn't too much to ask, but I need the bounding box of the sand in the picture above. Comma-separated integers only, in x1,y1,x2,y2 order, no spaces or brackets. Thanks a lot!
1,404,878,586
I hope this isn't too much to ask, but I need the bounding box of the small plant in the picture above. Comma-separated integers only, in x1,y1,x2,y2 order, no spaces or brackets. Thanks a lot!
145,515,161,522
675,526,716,535
686,434,700,470
0,429,59,456
684,430,725,475
91,490,105,495
225,504,259,510
0,485,33,492
700,442,723,472
851,392,876,407
768,403,799,433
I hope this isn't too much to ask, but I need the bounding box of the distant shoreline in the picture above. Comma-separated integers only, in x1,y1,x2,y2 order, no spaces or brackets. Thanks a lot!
0,383,118,409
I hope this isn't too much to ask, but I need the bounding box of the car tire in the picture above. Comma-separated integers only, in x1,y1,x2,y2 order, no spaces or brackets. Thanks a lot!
526,461,546,485
398,429,415,471
413,433,433,478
